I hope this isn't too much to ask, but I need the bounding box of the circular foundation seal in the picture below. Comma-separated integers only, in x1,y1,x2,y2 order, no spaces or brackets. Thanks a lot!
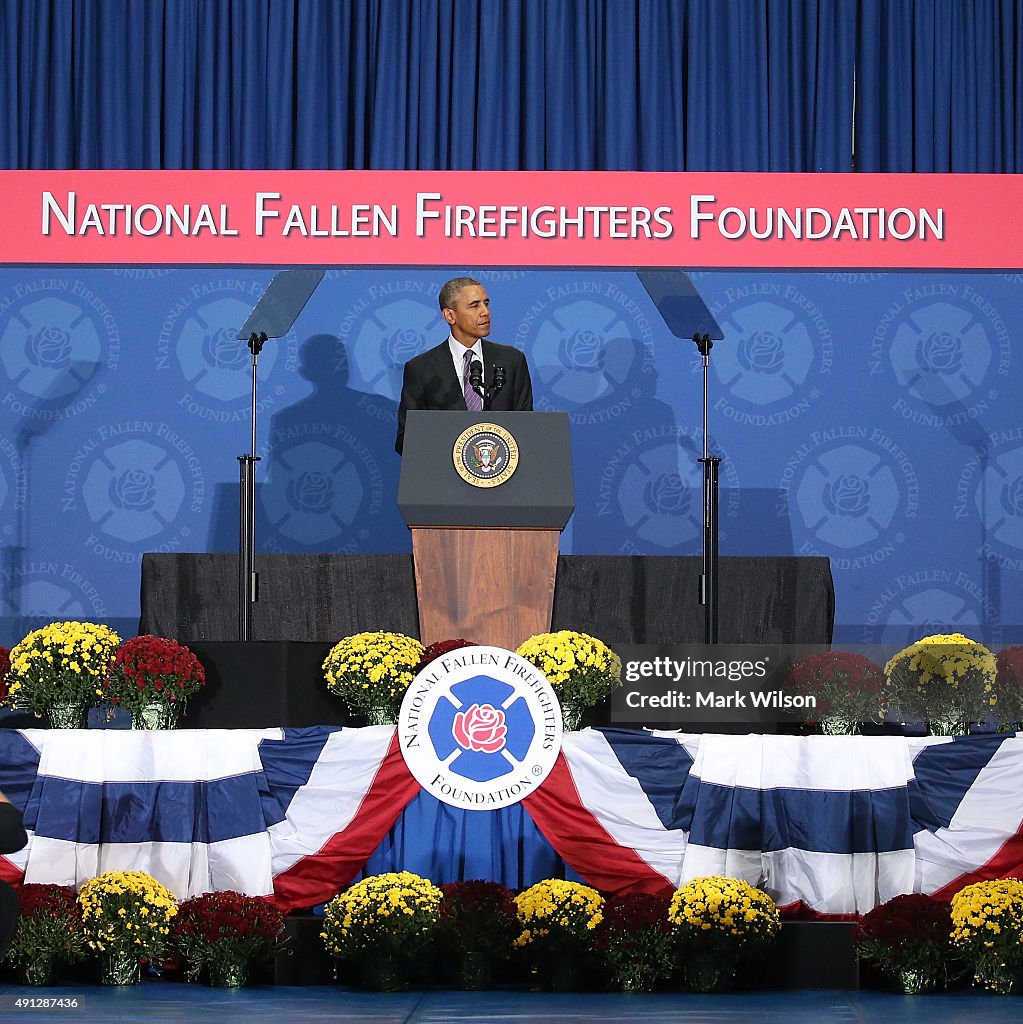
397,645,563,810
452,422,520,488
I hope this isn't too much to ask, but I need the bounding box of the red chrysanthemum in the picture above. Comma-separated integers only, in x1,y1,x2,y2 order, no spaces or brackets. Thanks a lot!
417,638,478,672
104,635,205,711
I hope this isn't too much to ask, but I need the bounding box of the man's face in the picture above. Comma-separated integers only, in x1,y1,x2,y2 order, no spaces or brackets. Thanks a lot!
442,285,491,345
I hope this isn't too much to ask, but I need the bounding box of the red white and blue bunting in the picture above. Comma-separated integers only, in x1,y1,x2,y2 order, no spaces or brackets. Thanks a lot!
0,727,1020,915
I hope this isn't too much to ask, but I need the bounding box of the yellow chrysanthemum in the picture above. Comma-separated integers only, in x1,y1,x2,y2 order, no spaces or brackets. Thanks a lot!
321,632,424,720
949,878,1023,992
512,879,603,948
515,631,621,712
320,871,442,959
668,876,779,948
884,633,997,731
77,870,177,958
5,622,122,716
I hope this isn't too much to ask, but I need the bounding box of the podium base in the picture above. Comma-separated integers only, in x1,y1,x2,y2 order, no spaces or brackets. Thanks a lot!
411,527,559,650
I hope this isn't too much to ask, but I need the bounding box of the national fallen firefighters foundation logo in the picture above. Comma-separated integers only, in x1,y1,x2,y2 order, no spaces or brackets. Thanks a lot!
452,423,520,488
398,646,563,809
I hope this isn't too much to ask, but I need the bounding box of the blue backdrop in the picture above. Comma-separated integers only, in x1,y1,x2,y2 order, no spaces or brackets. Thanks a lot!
0,265,1019,649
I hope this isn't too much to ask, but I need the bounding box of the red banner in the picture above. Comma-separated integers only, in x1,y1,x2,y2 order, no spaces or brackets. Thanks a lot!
2,170,1018,269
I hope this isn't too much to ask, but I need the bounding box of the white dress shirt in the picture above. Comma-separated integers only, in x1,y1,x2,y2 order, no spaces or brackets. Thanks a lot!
447,335,485,386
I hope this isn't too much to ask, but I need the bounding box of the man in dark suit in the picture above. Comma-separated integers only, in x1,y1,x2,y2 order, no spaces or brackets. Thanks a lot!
394,277,533,454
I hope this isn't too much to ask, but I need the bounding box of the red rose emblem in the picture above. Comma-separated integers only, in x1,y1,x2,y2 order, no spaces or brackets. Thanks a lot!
452,703,507,754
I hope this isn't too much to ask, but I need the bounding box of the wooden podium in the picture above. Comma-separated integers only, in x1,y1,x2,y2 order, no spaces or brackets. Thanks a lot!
397,411,574,650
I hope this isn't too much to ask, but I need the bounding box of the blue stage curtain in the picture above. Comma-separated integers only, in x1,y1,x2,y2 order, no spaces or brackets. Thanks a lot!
854,0,1023,172
0,0,1019,171
683,0,856,171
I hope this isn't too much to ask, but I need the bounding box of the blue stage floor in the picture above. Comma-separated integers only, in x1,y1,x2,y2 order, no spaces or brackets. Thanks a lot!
0,986,1018,1023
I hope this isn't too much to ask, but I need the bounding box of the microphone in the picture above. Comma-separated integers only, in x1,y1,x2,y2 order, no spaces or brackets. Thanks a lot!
468,359,487,409
492,365,505,394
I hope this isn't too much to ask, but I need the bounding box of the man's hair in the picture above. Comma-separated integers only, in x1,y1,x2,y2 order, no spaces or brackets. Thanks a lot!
438,276,482,312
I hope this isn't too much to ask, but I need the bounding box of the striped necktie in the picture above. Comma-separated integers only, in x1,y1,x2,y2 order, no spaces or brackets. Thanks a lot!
463,349,483,412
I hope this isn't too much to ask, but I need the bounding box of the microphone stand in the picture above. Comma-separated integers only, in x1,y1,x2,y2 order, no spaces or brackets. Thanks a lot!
470,363,504,412
694,333,720,645
238,330,266,642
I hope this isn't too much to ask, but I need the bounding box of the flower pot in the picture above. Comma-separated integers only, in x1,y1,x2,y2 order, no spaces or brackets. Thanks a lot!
18,957,58,986
559,699,585,733
98,950,142,986
538,959,581,992
616,965,657,992
976,963,1020,995
131,701,181,730
454,950,493,991
894,966,940,995
682,955,735,993
207,960,249,988
927,717,969,737
819,715,861,736
360,955,407,991
363,705,396,727
46,700,88,730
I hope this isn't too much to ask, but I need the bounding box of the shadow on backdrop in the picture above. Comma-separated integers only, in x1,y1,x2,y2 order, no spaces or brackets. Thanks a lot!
208,334,409,555
568,336,701,554
1,355,104,649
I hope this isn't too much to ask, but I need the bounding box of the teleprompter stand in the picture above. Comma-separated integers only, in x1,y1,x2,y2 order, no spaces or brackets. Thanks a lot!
235,268,324,641
637,270,725,644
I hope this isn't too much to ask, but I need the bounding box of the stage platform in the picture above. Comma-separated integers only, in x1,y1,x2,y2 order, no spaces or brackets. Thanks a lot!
0,984,1019,1024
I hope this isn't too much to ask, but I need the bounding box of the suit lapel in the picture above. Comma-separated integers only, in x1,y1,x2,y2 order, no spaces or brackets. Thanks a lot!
427,340,465,409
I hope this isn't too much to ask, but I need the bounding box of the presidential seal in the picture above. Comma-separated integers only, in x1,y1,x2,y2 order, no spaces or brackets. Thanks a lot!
398,645,563,810
452,422,519,488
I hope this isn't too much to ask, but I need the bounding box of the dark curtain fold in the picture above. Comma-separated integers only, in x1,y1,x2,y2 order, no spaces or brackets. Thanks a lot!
0,0,1019,171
